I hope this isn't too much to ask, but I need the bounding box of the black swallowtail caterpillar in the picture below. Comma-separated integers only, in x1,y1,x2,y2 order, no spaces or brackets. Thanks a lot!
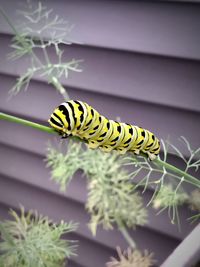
48,100,160,160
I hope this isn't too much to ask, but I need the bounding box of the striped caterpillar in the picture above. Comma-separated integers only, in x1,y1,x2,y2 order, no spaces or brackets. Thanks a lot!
48,100,160,160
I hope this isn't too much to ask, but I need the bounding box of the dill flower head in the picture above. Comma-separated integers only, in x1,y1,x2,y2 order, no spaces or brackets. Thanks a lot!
84,150,147,235
153,184,188,209
188,189,200,212
106,247,155,267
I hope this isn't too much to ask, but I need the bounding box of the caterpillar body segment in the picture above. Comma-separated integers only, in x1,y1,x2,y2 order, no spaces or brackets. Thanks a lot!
48,100,160,160
87,118,113,149
97,120,122,152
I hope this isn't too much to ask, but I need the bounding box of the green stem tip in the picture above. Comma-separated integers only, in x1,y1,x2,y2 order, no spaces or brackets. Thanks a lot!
154,158,200,188
0,112,55,135
119,227,136,249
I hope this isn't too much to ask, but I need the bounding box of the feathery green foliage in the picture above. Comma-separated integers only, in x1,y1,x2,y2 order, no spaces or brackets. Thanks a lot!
4,1,82,97
152,184,188,225
46,141,148,235
124,137,200,224
45,134,200,231
0,206,78,267
46,140,83,191
81,149,147,235
152,184,188,210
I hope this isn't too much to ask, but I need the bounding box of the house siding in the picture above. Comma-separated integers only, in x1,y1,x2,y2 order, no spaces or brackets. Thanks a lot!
0,1,199,266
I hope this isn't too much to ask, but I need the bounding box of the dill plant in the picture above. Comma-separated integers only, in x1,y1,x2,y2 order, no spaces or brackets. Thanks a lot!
1,1,200,267
46,140,148,236
46,140,83,191
81,148,148,235
0,207,77,267
124,137,200,224
1,1,82,99
106,247,155,267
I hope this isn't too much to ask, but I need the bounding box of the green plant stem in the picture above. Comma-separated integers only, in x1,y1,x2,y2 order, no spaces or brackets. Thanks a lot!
50,76,70,100
41,39,51,65
0,112,55,135
153,158,200,188
119,227,136,249
0,112,200,189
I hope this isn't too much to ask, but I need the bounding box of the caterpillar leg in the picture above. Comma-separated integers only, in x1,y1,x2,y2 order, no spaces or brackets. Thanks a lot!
133,149,140,155
87,140,100,149
147,152,156,161
118,150,127,155
116,148,128,155
61,133,72,139
57,130,72,139
99,146,113,153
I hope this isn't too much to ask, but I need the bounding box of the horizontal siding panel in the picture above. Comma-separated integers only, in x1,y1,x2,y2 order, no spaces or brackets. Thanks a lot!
0,119,55,156
153,0,200,2
0,143,87,204
0,143,196,241
157,0,200,2
0,175,180,266
0,0,200,60
69,234,116,267
0,73,200,156
0,35,200,113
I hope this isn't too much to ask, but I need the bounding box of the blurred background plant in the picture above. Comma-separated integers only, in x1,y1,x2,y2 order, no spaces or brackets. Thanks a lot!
47,141,148,236
0,206,77,267
2,1,82,99
106,247,155,267
0,1,200,267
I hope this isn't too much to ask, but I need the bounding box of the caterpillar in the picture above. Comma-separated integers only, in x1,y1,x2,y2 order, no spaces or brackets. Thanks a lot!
48,100,160,160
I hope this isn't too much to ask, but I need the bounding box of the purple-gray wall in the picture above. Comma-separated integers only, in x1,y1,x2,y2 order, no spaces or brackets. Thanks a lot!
0,1,200,266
